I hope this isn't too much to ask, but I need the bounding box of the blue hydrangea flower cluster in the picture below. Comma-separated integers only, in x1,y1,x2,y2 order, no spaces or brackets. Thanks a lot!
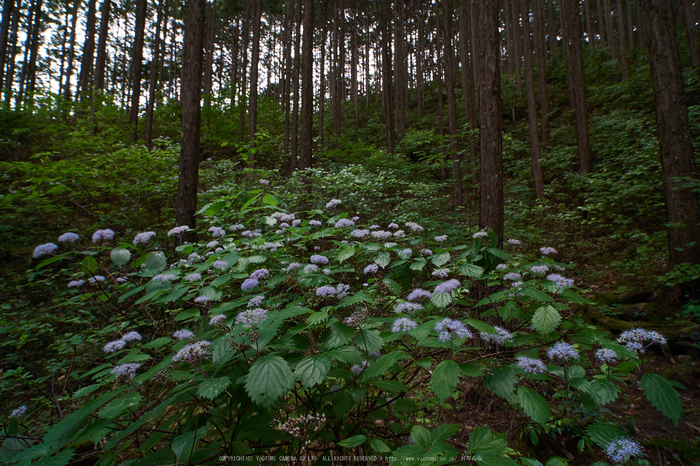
546,342,580,362
194,296,210,304
33,243,58,259
58,232,80,243
371,231,392,240
326,199,342,208
68,280,85,288
606,438,644,464
504,272,522,281
88,276,106,284
250,268,269,280
167,225,189,237
310,255,329,265
434,235,448,242
122,331,142,342
334,218,355,228
241,278,259,291
405,222,423,231
435,318,472,342
407,289,432,301
153,273,177,281
284,262,302,272
235,308,268,327
304,264,319,273
394,302,423,314
473,230,488,239
92,229,115,242
308,220,322,227
173,329,195,340
391,317,417,333
172,341,212,362
110,363,141,379
617,328,667,353
516,356,547,374
212,260,228,270
595,348,618,364
480,326,513,345
133,231,156,245
434,279,460,294
432,268,449,279
186,273,202,282
540,246,557,255
530,265,550,275
364,264,379,274
10,406,27,418
248,295,264,308
209,314,227,325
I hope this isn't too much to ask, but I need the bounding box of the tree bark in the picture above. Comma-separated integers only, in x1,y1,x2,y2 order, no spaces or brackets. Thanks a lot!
203,0,216,116
641,0,700,266
604,0,617,59
478,0,503,245
16,0,36,108
443,0,462,207
616,0,629,79
77,0,97,100
290,3,301,170
145,0,165,147
533,0,550,147
585,0,595,50
299,0,314,169
129,0,147,140
459,0,478,185
561,0,593,172
547,0,559,56
93,0,111,93
380,3,394,154
0,0,15,96
521,0,545,198
248,0,262,153
61,0,79,101
683,0,700,67
176,0,205,236
25,0,43,104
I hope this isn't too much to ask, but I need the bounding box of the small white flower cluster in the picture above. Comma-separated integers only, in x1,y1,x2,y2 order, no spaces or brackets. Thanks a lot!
516,356,547,374
172,341,212,362
435,318,472,342
110,363,141,379
405,222,423,231
208,226,226,237
33,243,58,258
173,329,194,341
167,225,189,237
434,279,460,294
133,231,156,245
546,342,579,362
326,199,342,208
617,328,667,353
235,308,268,327
92,229,115,242
480,326,513,345
279,413,326,439
391,317,417,333
58,232,80,243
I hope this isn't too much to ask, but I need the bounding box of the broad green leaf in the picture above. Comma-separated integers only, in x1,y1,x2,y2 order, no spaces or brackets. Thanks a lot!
371,438,392,452
371,380,407,392
589,379,619,406
111,248,131,267
355,329,384,352
585,422,627,449
197,199,228,216
327,346,363,364
306,310,329,326
143,251,167,271
464,319,497,335
484,366,518,399
517,387,551,424
531,305,561,335
294,356,330,388
459,263,484,278
338,435,367,447
431,252,451,267
338,291,371,308
174,308,200,322
410,260,426,271
81,256,98,274
375,251,391,268
337,245,356,263
486,248,509,260
158,285,189,304
246,254,267,264
431,424,460,444
72,384,101,399
98,393,143,419
361,351,409,381
245,355,295,408
324,321,355,348
142,336,171,349
197,377,231,400
641,373,683,425
522,288,554,302
222,250,240,267
410,425,432,448
431,291,453,308
210,274,231,287
431,359,461,402
460,363,484,377
262,194,278,206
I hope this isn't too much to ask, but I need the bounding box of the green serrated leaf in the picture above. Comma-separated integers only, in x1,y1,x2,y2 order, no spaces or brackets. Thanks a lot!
484,366,518,399
262,194,278,206
410,260,426,271
375,251,391,268
337,245,356,263
143,251,167,272
431,359,461,402
198,377,231,400
459,263,484,278
371,380,407,392
370,438,392,452
522,288,554,302
98,393,143,419
361,351,409,381
464,319,497,335
431,424,460,444
486,248,509,260
589,378,619,406
411,425,432,448
431,291,453,308
338,291,371,308
585,422,627,449
355,329,384,352
111,248,131,267
324,321,355,348
338,435,367,447
431,252,451,267
517,387,551,424
641,373,683,425
294,356,330,388
532,305,561,334
245,355,294,408
73,384,101,399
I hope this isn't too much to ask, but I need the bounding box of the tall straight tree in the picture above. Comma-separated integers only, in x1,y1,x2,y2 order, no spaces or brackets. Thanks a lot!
521,0,544,198
616,0,629,80
248,0,262,155
93,0,111,93
61,0,78,100
145,0,166,147
129,0,147,140
0,0,16,96
24,0,43,106
176,0,206,234
477,0,503,245
532,0,550,146
299,0,313,169
4,0,21,105
77,0,97,99
442,0,462,207
641,0,700,266
560,0,593,172
459,0,478,185
380,2,394,154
